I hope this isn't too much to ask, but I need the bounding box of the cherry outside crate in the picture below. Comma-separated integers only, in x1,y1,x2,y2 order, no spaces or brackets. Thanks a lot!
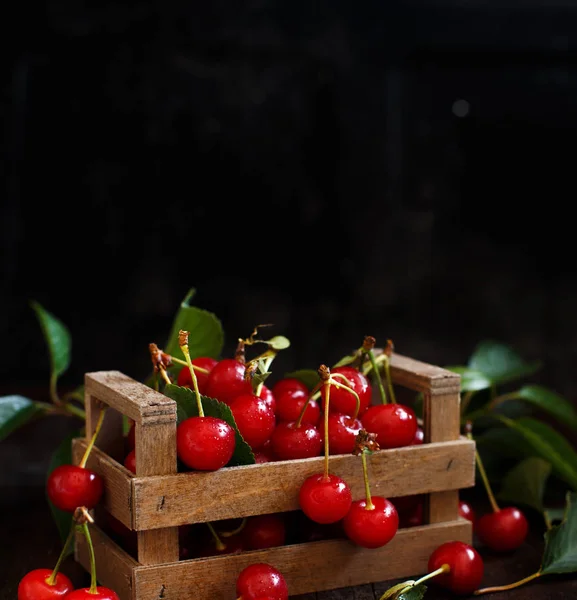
72,352,475,600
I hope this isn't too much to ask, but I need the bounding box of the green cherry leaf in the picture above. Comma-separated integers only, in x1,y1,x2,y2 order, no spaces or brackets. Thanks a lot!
497,456,552,514
398,584,428,600
282,369,320,391
445,366,492,392
544,506,567,525
46,430,81,546
0,396,41,441
164,288,224,364
513,385,577,432
541,491,577,575
162,384,255,466
263,335,290,350
332,354,358,369
30,300,72,380
468,340,541,385
495,416,577,491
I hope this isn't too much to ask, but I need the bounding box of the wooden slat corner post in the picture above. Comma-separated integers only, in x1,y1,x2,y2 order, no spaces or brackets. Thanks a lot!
84,370,180,565
388,354,463,525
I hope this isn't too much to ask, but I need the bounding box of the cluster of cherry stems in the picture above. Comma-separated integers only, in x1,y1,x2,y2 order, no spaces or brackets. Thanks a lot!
18,333,530,599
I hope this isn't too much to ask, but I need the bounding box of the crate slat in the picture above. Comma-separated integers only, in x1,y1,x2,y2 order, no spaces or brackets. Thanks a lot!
130,439,474,530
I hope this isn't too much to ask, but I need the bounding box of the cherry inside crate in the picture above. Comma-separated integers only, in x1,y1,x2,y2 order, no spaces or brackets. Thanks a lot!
72,353,475,600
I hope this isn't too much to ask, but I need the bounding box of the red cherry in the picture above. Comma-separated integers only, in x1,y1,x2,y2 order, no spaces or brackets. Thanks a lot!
177,356,219,394
242,514,286,550
399,500,424,528
230,393,276,451
236,563,289,600
257,385,276,414
275,388,320,426
343,496,399,548
393,494,424,520
411,426,424,445
176,416,236,470
428,540,484,595
270,421,322,461
321,366,372,416
254,440,276,463
64,588,120,600
46,465,104,513
271,377,309,398
475,507,528,552
327,413,363,455
18,569,74,600
123,449,136,474
459,499,476,524
361,403,418,449
299,473,352,524
204,358,252,405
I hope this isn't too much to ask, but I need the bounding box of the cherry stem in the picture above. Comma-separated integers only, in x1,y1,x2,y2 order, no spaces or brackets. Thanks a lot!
46,520,75,586
206,522,226,551
323,381,331,480
329,377,361,420
473,571,541,595
79,405,107,469
467,431,500,513
171,355,211,375
361,451,374,510
81,522,99,593
414,564,450,586
364,348,388,404
219,517,247,538
382,355,396,404
180,342,204,417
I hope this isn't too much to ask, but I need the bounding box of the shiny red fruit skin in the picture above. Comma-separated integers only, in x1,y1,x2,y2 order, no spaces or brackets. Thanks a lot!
275,388,320,426
176,416,236,470
361,403,418,449
230,393,276,451
343,496,399,548
399,500,424,528
393,494,424,519
242,514,287,550
18,569,74,600
177,356,219,394
428,540,484,595
321,366,372,417
204,358,252,405
47,464,104,513
271,377,309,398
236,563,289,600
459,499,476,524
327,412,363,455
475,507,528,552
257,385,276,414
411,426,424,445
64,588,120,600
270,421,322,461
299,473,353,524
124,449,136,474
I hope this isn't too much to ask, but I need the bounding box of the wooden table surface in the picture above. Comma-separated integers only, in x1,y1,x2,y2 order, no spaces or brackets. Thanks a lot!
1,405,577,600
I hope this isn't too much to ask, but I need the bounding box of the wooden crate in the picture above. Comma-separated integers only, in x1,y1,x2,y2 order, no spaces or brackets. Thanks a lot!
72,353,475,600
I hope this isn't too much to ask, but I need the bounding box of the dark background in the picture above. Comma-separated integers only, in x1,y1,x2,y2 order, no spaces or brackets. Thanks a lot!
2,1,577,485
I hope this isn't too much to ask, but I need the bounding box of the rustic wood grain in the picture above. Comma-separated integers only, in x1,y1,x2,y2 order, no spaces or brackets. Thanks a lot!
134,418,179,565
72,439,134,529
85,371,176,425
424,390,462,524
131,439,475,530
132,519,472,600
388,353,461,394
75,523,138,600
